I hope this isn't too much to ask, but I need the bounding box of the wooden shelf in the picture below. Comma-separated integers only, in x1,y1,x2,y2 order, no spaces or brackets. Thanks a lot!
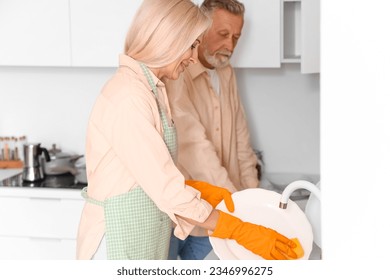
0,161,23,169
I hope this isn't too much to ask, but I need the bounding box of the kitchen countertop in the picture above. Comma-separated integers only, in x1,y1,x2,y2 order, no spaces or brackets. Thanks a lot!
0,168,83,199
0,168,22,181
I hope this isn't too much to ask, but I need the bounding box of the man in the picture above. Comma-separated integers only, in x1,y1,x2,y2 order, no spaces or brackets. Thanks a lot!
166,0,259,260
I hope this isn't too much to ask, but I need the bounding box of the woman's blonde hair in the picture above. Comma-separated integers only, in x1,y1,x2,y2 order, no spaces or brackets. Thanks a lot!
124,0,211,68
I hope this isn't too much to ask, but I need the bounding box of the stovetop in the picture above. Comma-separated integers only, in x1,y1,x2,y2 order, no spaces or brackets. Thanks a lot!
0,172,86,189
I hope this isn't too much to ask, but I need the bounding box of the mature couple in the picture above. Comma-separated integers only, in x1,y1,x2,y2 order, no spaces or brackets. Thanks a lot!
76,0,300,261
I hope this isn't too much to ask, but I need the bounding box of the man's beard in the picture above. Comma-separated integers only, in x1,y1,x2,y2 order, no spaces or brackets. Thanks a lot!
204,49,232,68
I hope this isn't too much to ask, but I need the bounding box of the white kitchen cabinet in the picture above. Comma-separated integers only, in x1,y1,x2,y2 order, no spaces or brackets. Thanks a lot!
0,0,142,67
282,0,320,73
0,0,319,70
0,188,84,260
69,0,143,67
0,0,71,66
230,0,281,68
0,236,77,260
301,0,320,73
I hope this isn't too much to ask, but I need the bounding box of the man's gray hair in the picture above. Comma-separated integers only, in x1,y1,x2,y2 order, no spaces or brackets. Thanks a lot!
201,0,245,15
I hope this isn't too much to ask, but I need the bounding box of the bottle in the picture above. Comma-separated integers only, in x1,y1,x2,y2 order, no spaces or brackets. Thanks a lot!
0,137,3,161
19,136,27,162
13,137,19,160
3,137,10,161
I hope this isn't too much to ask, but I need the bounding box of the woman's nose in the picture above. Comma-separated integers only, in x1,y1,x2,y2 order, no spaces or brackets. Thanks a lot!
189,57,197,64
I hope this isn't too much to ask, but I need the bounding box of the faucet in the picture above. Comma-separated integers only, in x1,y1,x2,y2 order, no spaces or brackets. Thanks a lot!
279,180,321,209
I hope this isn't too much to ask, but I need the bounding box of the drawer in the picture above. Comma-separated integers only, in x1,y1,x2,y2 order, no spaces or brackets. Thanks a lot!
0,196,84,239
0,236,77,260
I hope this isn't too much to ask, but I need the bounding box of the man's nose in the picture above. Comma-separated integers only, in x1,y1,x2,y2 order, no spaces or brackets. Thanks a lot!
224,37,235,52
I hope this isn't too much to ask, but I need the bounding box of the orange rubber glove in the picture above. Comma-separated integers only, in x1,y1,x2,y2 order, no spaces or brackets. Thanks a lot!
185,180,234,212
211,210,298,260
288,238,304,259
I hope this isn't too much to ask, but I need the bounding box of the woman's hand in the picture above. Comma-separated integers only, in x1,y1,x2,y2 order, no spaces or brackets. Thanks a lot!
211,210,300,260
185,180,234,212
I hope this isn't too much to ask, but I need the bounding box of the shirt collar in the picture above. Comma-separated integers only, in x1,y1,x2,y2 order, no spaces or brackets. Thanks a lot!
187,61,232,81
118,54,164,92
187,62,209,80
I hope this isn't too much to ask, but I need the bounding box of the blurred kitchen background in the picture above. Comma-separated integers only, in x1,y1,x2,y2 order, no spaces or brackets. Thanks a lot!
0,0,321,260
0,64,319,175
0,0,320,175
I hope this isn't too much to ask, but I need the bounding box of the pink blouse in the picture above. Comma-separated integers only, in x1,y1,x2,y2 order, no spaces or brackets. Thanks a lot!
76,55,212,259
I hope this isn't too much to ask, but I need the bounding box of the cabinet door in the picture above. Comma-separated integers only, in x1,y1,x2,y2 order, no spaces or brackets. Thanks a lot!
0,0,71,66
0,236,77,260
0,196,84,239
230,0,281,68
69,0,143,67
301,0,320,73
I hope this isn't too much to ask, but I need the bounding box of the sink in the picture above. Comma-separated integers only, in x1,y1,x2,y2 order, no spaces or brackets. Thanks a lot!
262,172,320,201
279,180,321,251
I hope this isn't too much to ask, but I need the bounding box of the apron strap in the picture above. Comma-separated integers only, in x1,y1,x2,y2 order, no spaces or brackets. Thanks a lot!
139,63,178,162
139,63,172,128
81,187,105,207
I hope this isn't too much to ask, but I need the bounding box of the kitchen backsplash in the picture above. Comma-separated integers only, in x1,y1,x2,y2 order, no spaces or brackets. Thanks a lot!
0,64,319,174
236,65,320,174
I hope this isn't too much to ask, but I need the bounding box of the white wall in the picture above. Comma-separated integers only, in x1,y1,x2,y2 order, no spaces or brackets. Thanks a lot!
1,66,114,155
0,64,319,174
236,64,320,174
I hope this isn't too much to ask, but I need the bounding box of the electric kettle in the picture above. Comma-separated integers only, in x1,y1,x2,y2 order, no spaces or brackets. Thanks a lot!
22,143,50,182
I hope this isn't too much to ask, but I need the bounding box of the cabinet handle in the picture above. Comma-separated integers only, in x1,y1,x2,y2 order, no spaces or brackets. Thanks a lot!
29,197,62,202
29,237,63,242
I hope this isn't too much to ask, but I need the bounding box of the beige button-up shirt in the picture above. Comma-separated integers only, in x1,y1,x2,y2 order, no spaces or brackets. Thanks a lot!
165,62,259,194
76,55,212,259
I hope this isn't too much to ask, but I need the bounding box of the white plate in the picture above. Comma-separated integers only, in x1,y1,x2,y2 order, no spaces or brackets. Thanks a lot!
209,188,313,260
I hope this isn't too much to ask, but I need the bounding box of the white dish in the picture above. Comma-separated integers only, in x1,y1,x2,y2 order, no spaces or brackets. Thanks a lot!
209,188,313,260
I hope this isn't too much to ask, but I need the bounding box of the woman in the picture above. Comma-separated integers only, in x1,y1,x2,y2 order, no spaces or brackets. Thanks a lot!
76,0,299,260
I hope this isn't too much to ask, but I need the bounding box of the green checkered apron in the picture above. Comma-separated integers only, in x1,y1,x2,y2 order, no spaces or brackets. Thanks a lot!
81,63,177,260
